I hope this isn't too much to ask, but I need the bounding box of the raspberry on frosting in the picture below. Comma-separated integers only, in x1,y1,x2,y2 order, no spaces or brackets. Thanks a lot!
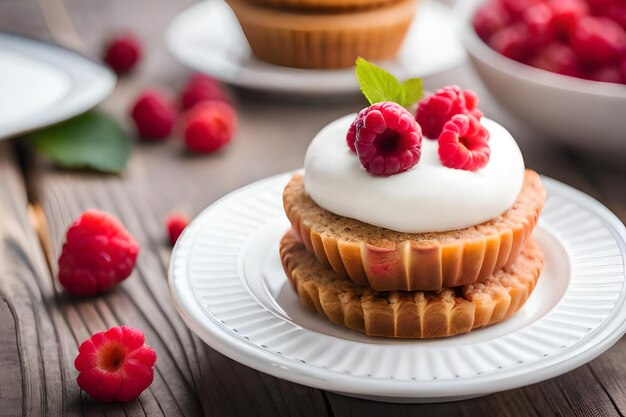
75,326,156,402
346,107,367,153
415,85,483,139
351,102,422,176
438,114,491,171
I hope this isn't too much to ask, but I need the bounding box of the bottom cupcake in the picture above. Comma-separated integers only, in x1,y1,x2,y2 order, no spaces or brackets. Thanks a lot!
280,231,544,338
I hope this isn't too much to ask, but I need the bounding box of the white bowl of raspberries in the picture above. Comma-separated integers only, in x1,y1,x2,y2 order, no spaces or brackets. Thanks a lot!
457,0,626,153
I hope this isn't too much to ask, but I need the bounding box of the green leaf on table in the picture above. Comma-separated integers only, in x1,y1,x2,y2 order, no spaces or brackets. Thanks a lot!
355,57,423,109
30,111,132,174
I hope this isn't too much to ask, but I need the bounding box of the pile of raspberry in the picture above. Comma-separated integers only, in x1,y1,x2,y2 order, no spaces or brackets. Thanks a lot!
474,0,626,84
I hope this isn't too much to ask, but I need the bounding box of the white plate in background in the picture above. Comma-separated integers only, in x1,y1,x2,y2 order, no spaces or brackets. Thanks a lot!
0,32,115,139
169,172,626,403
165,0,466,95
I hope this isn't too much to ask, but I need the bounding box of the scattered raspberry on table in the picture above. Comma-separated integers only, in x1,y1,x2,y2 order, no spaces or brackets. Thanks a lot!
438,114,491,171
58,210,139,296
349,101,422,176
102,32,142,74
130,90,177,140
182,101,238,153
180,73,228,111
166,213,188,246
75,326,156,402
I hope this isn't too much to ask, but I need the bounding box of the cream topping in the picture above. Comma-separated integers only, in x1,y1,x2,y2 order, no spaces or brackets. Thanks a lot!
303,114,525,233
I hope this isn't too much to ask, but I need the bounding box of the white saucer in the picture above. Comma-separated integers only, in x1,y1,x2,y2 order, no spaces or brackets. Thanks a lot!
0,32,115,139
169,173,626,403
165,0,466,95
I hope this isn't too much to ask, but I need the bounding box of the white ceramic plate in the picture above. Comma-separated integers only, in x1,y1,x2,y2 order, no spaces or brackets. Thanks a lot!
0,32,116,139
169,173,626,403
165,0,465,95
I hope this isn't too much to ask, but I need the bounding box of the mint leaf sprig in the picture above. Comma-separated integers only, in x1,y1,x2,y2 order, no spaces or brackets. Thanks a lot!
355,57,423,109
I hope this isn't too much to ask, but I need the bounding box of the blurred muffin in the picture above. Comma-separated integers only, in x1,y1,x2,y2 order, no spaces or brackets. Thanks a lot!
227,0,417,69
246,0,402,11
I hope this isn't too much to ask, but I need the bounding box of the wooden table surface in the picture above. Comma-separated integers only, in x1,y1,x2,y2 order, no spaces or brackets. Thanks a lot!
1,0,625,416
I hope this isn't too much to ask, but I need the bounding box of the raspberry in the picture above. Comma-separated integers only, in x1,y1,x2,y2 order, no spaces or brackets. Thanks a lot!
415,85,483,139
75,326,156,402
473,2,511,41
529,43,580,76
549,0,589,38
438,114,490,171
166,213,188,246
571,17,626,66
586,0,613,11
182,101,237,153
130,90,177,140
587,65,624,83
523,3,555,48
58,210,139,296
597,4,626,31
498,0,541,19
489,24,532,62
102,33,142,74
346,107,368,152
352,102,422,176
180,73,228,111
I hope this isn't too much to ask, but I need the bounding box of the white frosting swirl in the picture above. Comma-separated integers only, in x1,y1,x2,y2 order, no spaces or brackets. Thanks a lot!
304,115,525,233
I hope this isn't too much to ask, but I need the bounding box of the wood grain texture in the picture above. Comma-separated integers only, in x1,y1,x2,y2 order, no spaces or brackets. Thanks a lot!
0,0,625,416
0,141,76,417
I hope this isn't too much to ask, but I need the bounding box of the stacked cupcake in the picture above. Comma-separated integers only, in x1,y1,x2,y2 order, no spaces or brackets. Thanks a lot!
279,65,546,338
227,0,418,68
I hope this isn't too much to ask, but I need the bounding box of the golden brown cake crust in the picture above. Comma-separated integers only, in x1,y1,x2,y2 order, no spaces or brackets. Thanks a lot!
280,231,544,338
227,0,416,69
283,169,546,291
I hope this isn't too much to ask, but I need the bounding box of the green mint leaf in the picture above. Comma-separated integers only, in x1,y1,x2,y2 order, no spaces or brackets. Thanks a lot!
30,111,132,174
400,78,424,108
355,57,404,105
355,57,424,109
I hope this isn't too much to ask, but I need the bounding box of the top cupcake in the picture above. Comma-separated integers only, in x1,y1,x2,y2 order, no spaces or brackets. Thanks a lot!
282,59,544,292
304,58,525,233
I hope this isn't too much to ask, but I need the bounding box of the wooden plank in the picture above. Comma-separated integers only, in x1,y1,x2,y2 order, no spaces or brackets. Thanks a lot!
0,140,72,417
0,300,22,417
